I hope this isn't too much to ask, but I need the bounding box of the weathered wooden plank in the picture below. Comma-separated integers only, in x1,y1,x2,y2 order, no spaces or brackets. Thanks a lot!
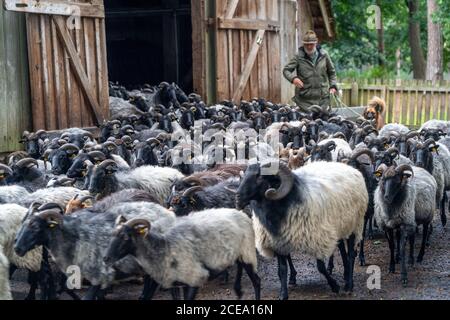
224,0,240,19
4,0,105,18
53,15,104,125
218,18,280,31
191,0,206,99
232,29,265,102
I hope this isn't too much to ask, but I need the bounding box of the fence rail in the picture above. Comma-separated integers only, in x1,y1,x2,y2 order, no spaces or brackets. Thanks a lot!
337,78,450,127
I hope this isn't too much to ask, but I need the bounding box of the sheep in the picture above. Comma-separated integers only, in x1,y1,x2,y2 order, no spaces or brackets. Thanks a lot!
0,164,14,187
235,161,368,299
409,139,450,226
379,123,410,137
0,203,55,300
374,164,437,286
8,158,51,192
169,178,242,216
0,250,11,300
103,208,261,300
88,159,184,204
0,185,29,204
420,120,450,135
313,138,352,162
14,201,176,300
109,97,147,120
22,187,89,209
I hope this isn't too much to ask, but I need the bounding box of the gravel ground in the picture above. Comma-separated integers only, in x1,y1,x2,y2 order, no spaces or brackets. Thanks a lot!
9,215,449,300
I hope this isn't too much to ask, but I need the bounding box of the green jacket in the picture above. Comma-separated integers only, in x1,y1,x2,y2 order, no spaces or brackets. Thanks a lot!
283,46,337,111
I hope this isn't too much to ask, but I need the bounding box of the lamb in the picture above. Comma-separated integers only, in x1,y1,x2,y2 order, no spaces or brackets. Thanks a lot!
14,201,176,300
374,164,437,286
235,161,368,299
88,160,184,204
104,208,261,300
310,138,352,162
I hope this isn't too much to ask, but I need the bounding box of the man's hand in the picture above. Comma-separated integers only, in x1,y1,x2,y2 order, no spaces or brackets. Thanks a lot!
329,88,337,95
293,78,304,88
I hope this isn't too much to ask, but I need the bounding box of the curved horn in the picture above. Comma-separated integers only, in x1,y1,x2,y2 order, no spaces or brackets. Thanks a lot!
83,132,94,140
125,218,151,230
263,162,294,201
88,151,106,161
15,158,39,168
0,164,13,176
102,141,117,150
350,148,374,162
309,105,322,113
332,132,346,140
79,195,95,203
422,138,437,148
146,138,160,145
405,130,419,140
37,209,63,225
35,129,47,137
97,159,118,170
59,143,80,153
395,164,414,179
182,186,203,197
38,202,65,214
386,147,400,159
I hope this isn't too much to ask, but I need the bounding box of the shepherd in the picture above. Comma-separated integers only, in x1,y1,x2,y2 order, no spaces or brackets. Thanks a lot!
283,30,338,112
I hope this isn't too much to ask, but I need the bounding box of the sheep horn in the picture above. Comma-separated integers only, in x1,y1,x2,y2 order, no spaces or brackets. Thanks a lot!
125,218,151,231
60,132,71,140
38,202,65,214
386,147,400,159
88,151,106,161
309,105,322,113
146,138,160,145
79,195,95,204
182,186,203,198
35,129,47,137
97,159,118,170
83,132,94,140
182,176,204,186
263,162,294,201
37,209,63,225
350,148,374,162
0,164,13,176
103,141,117,150
59,144,80,153
15,158,39,169
57,177,76,186
422,138,436,149
332,132,347,140
395,164,414,179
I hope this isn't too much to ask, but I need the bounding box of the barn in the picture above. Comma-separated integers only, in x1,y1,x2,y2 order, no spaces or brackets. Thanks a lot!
0,0,335,154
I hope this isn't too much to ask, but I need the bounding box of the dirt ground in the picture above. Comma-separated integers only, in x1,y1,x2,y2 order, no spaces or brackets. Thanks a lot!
9,215,449,300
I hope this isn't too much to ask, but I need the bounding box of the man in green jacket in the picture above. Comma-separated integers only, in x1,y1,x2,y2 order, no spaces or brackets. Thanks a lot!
283,30,338,112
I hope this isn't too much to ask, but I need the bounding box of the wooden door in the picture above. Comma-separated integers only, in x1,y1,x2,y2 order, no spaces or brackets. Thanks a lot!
214,0,281,103
4,0,109,131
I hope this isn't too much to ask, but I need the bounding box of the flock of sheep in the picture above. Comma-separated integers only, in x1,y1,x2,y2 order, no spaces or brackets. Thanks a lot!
0,81,449,300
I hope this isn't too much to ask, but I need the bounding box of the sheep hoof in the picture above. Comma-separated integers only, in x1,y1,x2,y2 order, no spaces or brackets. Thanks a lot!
401,279,408,287
331,284,340,294
289,277,297,285
279,291,289,300
359,258,366,266
416,255,423,263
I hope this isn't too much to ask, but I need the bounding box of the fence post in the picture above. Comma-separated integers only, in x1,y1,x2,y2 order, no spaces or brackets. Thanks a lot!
351,81,359,106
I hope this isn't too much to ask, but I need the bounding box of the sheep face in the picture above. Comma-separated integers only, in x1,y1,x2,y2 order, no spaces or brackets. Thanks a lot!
410,140,437,171
15,215,51,257
377,166,413,206
420,128,446,141
88,163,117,196
51,145,79,175
310,141,336,162
134,141,160,167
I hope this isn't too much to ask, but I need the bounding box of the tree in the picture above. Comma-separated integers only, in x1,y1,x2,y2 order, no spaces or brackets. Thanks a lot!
406,0,426,79
426,0,444,80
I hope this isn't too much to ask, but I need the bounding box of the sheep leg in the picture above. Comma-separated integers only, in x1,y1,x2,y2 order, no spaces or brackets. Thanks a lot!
368,216,374,240
395,229,401,264
96,289,106,300
184,286,198,300
417,223,429,263
316,259,340,293
385,229,396,273
276,254,289,300
359,217,368,266
242,263,261,300
287,254,297,285
25,271,39,300
408,232,415,266
344,234,356,292
440,196,447,227
327,255,334,275
234,262,243,299
139,275,158,300
338,240,349,281
82,285,101,300
399,226,408,287
221,270,229,284
39,249,56,300
172,287,181,300
426,224,433,247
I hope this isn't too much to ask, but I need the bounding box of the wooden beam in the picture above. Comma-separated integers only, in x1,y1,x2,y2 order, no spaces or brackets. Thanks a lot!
318,0,333,38
224,0,240,19
232,29,265,103
52,16,104,125
218,18,280,31
4,0,105,18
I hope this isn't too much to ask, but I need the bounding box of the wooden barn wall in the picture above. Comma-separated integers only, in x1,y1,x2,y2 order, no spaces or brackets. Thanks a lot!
215,0,281,103
0,6,31,153
280,0,297,104
25,0,109,131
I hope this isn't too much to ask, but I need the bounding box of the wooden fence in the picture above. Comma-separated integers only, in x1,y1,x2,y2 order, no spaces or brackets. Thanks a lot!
338,79,450,127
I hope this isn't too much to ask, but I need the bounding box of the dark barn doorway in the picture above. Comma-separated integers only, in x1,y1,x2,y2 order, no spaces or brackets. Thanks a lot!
104,0,193,93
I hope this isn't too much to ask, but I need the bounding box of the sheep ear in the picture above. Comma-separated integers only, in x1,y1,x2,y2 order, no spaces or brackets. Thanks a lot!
374,170,382,178
429,145,439,153
115,215,127,226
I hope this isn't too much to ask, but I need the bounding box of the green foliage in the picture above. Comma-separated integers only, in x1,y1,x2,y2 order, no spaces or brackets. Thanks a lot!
326,0,449,78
